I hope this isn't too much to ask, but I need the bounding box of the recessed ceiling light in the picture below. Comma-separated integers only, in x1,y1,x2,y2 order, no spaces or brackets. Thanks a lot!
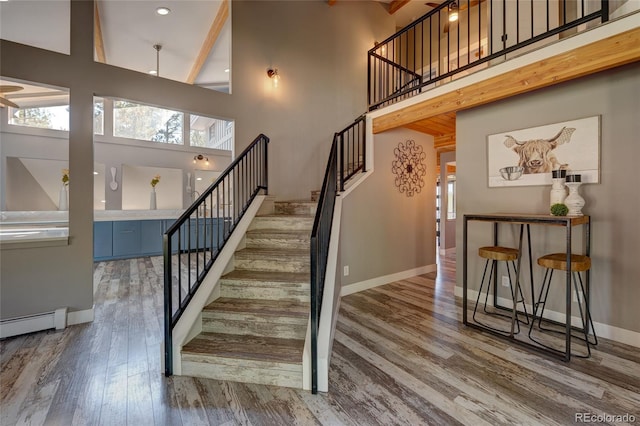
101,200,106,203
149,70,157,75
224,69,230,73
93,171,99,175
196,177,203,181
156,7,171,15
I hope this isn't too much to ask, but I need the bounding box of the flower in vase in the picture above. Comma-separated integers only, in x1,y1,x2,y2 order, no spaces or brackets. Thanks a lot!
62,169,70,186
151,175,161,188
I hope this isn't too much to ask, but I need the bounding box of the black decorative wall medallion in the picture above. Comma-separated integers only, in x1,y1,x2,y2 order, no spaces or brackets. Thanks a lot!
392,140,426,197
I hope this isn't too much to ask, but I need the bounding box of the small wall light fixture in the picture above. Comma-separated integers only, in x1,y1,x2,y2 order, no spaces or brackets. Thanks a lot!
448,2,459,22
193,154,210,166
267,68,280,88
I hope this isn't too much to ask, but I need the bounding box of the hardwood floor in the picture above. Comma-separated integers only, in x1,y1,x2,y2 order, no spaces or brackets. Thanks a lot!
1,252,639,425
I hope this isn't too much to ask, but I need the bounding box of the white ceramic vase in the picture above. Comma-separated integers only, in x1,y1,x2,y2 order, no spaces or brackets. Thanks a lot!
59,185,68,211
564,175,585,216
150,187,157,210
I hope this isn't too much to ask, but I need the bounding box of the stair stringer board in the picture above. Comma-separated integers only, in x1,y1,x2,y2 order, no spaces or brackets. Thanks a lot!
168,195,266,376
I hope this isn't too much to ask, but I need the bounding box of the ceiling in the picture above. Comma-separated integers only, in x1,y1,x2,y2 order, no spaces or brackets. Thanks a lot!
0,0,231,92
1,0,455,153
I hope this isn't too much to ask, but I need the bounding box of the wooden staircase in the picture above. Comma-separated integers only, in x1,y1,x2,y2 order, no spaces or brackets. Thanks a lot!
180,198,317,388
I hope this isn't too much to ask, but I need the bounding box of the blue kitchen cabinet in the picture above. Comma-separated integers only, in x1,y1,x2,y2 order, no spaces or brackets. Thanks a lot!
94,221,113,260
112,221,141,257
140,220,163,255
93,217,230,261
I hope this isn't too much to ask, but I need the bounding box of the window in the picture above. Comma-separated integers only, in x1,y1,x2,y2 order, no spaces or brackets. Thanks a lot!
190,114,233,151
113,100,183,144
447,175,456,220
94,98,104,135
9,105,70,131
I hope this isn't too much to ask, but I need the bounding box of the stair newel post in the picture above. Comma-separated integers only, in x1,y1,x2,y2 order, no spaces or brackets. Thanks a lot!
263,136,269,195
310,235,319,394
163,233,173,376
339,132,345,192
361,117,367,173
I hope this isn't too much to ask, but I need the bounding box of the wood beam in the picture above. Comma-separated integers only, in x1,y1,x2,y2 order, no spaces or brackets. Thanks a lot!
186,0,229,84
434,132,456,149
373,27,640,134
94,2,106,63
388,0,411,14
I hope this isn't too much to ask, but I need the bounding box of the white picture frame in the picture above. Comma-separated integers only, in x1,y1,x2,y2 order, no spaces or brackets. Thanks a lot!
487,116,600,187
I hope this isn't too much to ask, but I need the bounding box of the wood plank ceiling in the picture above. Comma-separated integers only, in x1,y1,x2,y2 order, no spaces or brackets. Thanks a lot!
372,27,640,165
329,1,639,168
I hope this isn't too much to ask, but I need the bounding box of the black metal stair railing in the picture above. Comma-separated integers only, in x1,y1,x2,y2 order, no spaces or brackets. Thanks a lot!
310,117,366,393
338,115,367,191
368,0,609,110
163,134,269,376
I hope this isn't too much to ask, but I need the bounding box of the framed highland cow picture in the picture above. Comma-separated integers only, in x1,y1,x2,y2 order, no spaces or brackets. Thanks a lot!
487,116,600,187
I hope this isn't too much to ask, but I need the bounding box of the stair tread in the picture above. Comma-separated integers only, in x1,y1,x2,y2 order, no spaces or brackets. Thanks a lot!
182,333,304,363
255,214,314,219
236,247,309,256
222,269,310,283
246,229,311,236
276,200,317,204
204,298,309,316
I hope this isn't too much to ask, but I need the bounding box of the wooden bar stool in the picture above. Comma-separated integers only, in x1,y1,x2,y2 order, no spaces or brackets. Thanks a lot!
472,246,530,335
529,253,598,357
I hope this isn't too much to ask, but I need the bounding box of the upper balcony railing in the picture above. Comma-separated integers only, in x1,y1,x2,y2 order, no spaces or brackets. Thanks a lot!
368,0,609,110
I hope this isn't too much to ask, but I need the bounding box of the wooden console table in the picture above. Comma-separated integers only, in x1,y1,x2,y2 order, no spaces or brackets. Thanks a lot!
462,213,591,361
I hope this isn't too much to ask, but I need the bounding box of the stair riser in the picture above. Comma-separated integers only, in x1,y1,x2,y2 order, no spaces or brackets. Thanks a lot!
245,235,310,250
274,203,317,216
202,317,307,339
181,358,303,388
234,256,310,273
249,217,314,231
220,282,310,302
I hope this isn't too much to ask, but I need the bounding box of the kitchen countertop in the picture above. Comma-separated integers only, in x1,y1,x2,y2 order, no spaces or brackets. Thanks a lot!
1,209,184,225
1,210,185,249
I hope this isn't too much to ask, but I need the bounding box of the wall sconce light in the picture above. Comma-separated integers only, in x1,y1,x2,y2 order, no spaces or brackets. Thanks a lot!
193,154,209,166
267,68,280,88
448,2,459,22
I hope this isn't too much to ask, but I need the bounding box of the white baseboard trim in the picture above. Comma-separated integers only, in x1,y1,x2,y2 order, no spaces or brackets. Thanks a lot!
0,306,94,339
341,264,437,297
67,307,94,326
454,286,640,348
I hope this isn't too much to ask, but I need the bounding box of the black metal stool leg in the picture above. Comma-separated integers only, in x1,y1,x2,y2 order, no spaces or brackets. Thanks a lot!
473,258,515,335
574,272,598,347
482,260,497,315
507,262,529,326
529,268,551,339
473,259,491,322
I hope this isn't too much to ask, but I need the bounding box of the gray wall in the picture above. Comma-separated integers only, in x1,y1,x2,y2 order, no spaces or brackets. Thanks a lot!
230,0,394,200
439,151,456,251
456,62,640,333
0,1,395,320
0,130,232,211
5,157,57,211
341,128,437,286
